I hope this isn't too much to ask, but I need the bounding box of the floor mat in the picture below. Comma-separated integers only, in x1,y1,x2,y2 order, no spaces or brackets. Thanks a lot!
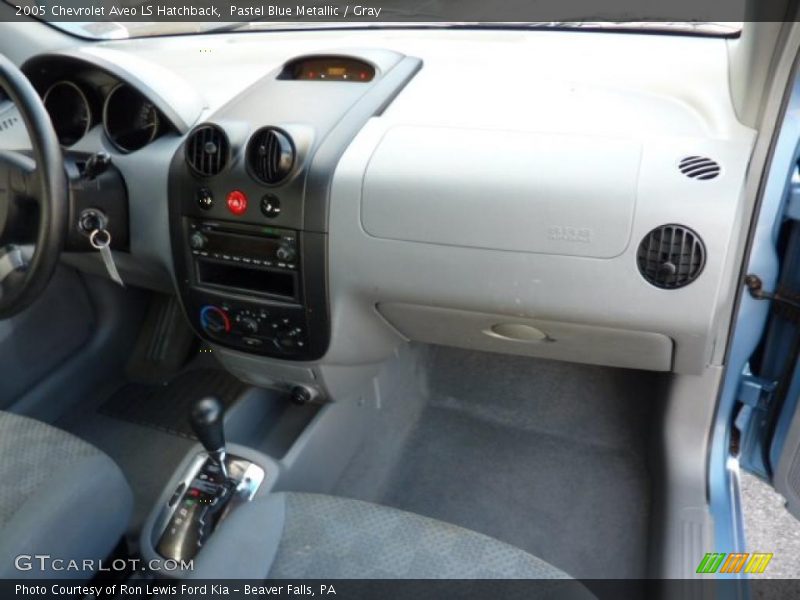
378,406,650,580
98,368,247,439
333,345,658,579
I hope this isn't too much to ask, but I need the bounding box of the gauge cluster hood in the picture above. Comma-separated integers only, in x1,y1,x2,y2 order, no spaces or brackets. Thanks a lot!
22,47,206,133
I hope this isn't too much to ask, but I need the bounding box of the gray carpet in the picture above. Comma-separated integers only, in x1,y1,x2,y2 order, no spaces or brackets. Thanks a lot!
334,345,659,579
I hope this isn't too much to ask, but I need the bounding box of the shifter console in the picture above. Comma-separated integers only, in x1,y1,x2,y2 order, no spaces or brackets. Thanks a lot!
155,453,264,561
153,396,265,561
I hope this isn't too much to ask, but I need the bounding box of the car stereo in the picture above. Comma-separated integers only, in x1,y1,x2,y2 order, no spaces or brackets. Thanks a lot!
187,220,300,302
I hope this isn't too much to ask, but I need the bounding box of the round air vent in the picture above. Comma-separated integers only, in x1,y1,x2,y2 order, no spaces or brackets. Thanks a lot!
679,156,720,180
185,124,229,177
637,225,706,289
247,127,294,185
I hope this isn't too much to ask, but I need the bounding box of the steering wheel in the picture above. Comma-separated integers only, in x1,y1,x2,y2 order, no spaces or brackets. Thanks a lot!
0,54,67,319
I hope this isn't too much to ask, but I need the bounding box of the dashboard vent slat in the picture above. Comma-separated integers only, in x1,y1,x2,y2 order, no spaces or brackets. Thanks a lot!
247,127,295,185
186,124,229,177
637,224,705,289
679,156,720,180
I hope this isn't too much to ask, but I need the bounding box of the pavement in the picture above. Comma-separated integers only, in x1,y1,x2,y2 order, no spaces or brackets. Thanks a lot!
741,471,800,578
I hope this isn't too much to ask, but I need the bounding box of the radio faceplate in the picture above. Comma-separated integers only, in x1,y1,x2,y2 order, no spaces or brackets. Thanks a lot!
186,219,301,303
187,220,298,270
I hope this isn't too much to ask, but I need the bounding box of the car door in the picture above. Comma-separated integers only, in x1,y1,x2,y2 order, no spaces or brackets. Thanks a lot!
734,88,800,522
716,21,800,562
738,200,800,519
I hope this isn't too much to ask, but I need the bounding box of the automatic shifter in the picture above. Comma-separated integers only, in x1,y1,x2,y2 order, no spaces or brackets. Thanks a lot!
189,396,228,478
155,396,265,561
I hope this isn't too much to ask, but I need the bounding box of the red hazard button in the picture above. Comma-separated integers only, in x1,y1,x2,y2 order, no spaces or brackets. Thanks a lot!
226,190,247,216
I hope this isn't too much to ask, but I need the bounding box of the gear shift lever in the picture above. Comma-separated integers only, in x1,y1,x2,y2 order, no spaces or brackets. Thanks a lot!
156,395,266,562
189,396,228,478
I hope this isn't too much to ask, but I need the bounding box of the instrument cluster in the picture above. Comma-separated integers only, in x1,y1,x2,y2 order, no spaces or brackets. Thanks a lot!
26,59,170,152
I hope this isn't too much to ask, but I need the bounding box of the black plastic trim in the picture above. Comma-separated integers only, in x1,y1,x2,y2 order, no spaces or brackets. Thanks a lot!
167,50,421,361
304,56,423,233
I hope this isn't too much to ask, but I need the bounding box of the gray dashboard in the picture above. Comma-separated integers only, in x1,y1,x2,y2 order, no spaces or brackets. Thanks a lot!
0,27,757,394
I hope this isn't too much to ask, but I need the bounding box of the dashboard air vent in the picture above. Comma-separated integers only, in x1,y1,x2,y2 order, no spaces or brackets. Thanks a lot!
679,156,720,180
247,127,294,185
637,225,705,289
186,124,229,177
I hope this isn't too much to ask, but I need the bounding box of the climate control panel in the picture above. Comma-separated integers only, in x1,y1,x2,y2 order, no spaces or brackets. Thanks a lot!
195,299,311,356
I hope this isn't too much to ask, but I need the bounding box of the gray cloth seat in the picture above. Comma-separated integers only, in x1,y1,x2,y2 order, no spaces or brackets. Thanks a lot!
193,492,592,590
0,411,132,579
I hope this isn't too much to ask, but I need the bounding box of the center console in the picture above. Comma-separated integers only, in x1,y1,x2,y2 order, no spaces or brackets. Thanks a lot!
168,50,422,362
146,50,424,576
144,396,277,563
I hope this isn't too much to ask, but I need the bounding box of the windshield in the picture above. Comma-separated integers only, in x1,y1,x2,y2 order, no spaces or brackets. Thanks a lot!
4,0,743,40
63,21,743,40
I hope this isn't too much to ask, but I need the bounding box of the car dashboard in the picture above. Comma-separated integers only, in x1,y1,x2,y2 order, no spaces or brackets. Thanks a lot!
0,28,757,387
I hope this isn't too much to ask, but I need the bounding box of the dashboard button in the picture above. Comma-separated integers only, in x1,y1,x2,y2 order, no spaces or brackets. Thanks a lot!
239,316,259,334
277,335,298,351
226,190,248,216
169,483,186,507
261,194,281,218
197,188,214,210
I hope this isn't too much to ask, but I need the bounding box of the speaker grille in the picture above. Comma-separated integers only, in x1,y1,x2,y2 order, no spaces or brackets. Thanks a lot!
637,225,705,289
679,156,720,180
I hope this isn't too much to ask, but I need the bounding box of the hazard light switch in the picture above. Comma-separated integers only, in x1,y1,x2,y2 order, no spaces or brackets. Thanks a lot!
226,190,247,216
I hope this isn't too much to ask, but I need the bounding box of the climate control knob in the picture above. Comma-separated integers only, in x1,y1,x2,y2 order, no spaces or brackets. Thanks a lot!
238,316,259,334
200,305,231,334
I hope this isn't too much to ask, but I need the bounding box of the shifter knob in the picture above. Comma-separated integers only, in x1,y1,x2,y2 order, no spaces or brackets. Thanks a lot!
190,396,226,454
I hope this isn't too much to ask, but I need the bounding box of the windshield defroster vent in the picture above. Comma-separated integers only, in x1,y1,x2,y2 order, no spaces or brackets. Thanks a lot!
186,124,229,177
637,225,706,289
247,127,294,185
679,156,720,180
